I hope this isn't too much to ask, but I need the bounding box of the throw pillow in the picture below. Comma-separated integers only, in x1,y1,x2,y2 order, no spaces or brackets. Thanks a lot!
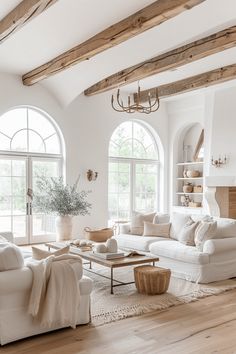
153,213,170,224
194,221,217,251
143,222,170,238
32,245,70,260
178,218,199,246
0,243,24,271
170,213,193,240
130,212,156,235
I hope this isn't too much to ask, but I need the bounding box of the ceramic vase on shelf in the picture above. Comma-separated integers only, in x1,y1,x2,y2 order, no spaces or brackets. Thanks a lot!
55,215,73,241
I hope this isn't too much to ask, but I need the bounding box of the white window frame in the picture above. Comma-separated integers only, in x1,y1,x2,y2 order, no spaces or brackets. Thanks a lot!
108,120,160,222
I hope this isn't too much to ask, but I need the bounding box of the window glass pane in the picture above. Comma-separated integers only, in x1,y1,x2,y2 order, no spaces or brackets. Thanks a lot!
33,214,56,236
12,160,26,177
0,133,10,151
13,197,26,214
133,140,146,159
13,216,26,238
28,109,55,139
0,196,11,215
118,139,132,158
0,108,27,137
0,160,11,176
12,177,26,196
0,177,11,195
146,145,158,160
11,130,28,152
45,134,60,154
0,216,11,232
28,130,45,153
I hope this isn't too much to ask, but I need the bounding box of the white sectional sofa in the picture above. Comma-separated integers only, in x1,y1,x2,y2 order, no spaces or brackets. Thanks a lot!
0,234,93,345
113,213,236,284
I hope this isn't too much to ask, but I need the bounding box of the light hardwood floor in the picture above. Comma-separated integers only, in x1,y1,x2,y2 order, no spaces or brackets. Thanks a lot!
2,289,236,354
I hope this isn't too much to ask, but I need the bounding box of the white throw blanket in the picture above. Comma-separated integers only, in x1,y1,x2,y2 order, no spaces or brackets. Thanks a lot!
27,254,82,329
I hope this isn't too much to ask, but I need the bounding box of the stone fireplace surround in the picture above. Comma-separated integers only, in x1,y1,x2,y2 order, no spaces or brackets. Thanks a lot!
205,176,236,218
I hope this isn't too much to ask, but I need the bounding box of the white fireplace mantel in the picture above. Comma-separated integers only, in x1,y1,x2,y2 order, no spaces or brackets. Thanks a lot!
205,176,236,187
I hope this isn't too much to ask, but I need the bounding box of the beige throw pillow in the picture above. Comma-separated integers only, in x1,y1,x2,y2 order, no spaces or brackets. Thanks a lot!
143,222,170,238
178,218,199,246
32,245,70,260
153,213,170,224
194,221,217,251
131,212,156,235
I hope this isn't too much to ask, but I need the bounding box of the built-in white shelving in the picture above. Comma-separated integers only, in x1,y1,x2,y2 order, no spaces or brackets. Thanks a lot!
175,160,204,209
176,192,203,195
177,177,203,180
177,161,204,166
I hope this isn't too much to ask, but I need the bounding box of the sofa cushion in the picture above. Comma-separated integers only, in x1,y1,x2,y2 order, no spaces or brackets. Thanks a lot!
0,243,24,271
149,240,209,265
153,213,170,224
194,221,217,251
113,234,168,252
143,222,170,238
213,217,236,239
170,213,192,240
178,218,199,246
130,212,156,235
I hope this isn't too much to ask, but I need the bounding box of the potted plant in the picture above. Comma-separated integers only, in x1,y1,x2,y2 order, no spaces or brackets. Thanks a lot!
33,176,91,241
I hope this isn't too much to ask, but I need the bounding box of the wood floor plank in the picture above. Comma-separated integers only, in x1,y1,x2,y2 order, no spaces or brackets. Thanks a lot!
2,290,236,353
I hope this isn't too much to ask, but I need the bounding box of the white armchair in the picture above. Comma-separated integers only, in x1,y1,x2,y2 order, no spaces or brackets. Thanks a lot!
0,236,93,345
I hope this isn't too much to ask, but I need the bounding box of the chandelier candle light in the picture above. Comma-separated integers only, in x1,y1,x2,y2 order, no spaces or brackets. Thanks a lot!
211,155,227,167
111,82,160,114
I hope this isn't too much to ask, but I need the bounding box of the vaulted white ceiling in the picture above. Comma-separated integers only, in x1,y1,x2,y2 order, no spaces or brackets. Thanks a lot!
0,0,236,107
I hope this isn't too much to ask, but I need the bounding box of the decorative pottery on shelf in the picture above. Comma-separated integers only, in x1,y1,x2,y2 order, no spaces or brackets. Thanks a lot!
186,170,200,178
55,215,73,241
183,169,188,178
183,183,193,193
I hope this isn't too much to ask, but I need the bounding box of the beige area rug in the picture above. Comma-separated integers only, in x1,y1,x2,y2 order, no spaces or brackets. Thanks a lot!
84,266,236,326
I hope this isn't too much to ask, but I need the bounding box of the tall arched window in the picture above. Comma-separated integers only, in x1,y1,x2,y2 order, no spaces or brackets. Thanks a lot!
0,107,64,245
108,121,159,221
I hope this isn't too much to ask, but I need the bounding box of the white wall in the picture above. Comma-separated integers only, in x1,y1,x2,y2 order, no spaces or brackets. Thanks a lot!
207,86,236,177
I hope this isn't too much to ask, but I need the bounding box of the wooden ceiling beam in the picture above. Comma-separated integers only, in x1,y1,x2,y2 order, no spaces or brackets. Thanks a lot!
0,0,58,44
84,26,236,96
22,0,205,86
133,64,236,102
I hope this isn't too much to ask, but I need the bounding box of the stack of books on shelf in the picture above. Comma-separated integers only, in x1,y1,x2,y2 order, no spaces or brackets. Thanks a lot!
93,251,125,260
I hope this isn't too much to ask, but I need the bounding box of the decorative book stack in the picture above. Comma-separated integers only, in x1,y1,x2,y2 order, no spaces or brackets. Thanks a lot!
93,252,125,260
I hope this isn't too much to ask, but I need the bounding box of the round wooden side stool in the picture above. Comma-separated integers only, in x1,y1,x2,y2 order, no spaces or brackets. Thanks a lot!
134,265,171,295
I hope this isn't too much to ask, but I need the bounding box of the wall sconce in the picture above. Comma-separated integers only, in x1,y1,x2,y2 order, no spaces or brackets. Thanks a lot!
87,169,98,181
211,155,227,168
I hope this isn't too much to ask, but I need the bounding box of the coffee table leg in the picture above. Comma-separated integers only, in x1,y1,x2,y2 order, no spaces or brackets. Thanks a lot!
153,261,155,266
111,268,113,294
90,261,92,269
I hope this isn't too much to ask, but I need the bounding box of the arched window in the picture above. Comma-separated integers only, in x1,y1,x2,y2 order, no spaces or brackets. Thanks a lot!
0,107,64,245
108,121,159,222
0,107,61,154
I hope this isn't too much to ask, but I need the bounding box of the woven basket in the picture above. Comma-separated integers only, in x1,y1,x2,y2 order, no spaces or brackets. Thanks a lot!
84,227,114,242
134,265,171,295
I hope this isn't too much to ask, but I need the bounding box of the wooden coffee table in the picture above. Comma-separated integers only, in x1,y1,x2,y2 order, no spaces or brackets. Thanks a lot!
46,242,159,294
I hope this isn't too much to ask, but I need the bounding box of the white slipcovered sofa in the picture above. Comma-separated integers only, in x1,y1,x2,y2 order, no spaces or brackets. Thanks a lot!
113,213,236,284
0,233,93,345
